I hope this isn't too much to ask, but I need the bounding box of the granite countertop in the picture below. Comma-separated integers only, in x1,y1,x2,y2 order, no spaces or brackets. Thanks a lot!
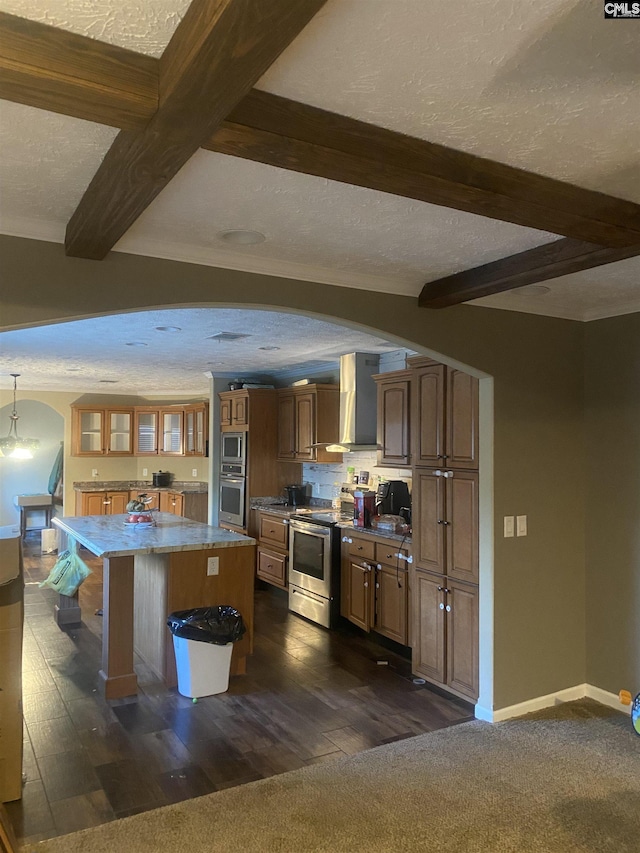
250,497,333,518
74,481,208,494
337,521,412,545
53,512,254,558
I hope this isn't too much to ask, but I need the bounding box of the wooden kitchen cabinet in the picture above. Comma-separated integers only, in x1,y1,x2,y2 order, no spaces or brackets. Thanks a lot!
76,490,129,516
373,370,412,468
72,406,134,456
219,391,249,429
184,403,208,456
135,408,184,455
409,357,478,470
412,468,478,584
411,570,478,701
340,532,410,645
256,511,290,590
276,385,342,463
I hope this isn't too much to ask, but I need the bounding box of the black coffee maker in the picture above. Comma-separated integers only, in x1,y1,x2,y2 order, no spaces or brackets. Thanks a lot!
375,480,410,516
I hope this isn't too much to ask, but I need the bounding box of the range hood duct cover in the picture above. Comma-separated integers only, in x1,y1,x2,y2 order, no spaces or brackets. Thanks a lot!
331,353,380,452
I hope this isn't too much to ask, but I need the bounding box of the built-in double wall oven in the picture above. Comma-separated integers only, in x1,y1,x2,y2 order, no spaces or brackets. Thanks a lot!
219,432,246,527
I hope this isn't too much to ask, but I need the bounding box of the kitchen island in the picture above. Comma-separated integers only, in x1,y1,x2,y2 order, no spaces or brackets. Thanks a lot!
53,513,255,699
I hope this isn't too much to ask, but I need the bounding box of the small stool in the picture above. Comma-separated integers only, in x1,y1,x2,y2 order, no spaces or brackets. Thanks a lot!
16,494,53,538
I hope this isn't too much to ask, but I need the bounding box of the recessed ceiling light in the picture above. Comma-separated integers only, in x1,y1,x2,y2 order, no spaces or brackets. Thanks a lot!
510,285,551,297
126,341,148,347
259,346,280,351
218,229,266,246
155,326,182,332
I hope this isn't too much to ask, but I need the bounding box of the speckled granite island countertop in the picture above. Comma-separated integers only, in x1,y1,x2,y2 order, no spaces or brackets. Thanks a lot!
53,512,254,558
74,480,208,493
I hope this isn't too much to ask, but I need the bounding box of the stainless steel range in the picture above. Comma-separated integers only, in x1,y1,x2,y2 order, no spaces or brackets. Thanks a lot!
288,510,348,629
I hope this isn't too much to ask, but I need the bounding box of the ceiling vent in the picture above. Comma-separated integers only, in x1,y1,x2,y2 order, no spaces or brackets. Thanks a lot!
206,332,252,342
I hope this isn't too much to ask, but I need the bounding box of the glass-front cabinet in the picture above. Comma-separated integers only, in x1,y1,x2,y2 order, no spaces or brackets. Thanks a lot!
72,407,133,456
184,403,208,456
161,410,183,455
73,402,207,457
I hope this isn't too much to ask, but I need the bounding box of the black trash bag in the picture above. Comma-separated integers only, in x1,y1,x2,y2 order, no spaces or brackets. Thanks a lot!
167,606,246,645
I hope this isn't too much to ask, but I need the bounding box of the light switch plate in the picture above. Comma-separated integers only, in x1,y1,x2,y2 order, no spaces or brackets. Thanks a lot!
504,516,515,538
517,515,528,537
207,557,219,576
142,467,148,477
192,468,198,478
91,469,98,478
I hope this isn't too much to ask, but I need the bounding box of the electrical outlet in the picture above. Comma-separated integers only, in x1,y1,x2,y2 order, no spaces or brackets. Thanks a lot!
91,469,98,478
192,468,198,478
517,515,528,537
142,467,148,477
503,516,514,538
207,557,219,576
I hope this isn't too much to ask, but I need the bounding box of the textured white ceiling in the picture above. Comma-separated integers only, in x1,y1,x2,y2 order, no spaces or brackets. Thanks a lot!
0,0,639,321
0,308,403,394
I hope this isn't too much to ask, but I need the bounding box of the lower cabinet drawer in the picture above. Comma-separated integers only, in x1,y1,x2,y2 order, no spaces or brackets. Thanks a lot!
348,538,376,561
375,541,409,567
257,547,287,589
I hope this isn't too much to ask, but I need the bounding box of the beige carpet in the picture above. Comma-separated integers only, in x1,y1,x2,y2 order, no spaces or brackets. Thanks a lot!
30,700,639,853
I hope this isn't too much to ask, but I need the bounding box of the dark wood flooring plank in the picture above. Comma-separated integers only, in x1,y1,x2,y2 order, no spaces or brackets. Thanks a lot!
37,749,102,803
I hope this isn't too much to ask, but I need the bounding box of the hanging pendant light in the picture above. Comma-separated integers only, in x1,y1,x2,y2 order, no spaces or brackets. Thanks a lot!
0,374,39,459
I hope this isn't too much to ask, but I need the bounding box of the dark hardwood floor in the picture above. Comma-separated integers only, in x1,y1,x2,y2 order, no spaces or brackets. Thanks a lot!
8,535,474,846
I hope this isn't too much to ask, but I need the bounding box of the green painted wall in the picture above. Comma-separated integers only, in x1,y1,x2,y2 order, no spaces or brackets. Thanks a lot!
0,235,589,710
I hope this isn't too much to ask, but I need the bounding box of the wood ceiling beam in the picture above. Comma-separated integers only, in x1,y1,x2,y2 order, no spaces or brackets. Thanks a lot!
64,0,328,260
206,90,640,249
0,12,158,130
417,238,640,308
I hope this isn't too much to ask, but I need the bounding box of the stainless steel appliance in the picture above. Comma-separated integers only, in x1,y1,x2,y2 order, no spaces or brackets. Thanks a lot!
375,480,410,517
219,462,245,526
221,432,246,466
289,511,343,628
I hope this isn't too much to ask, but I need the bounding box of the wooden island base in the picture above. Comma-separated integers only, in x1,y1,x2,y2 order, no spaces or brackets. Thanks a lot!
53,513,255,700
133,546,254,692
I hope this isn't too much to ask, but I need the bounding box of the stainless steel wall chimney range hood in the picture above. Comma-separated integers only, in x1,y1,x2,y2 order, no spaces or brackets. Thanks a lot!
315,353,380,453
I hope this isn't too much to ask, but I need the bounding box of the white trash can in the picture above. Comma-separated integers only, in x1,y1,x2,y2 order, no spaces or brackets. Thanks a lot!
41,528,58,555
172,635,233,698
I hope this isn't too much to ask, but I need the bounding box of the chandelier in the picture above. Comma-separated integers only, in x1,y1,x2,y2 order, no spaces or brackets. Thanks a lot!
0,374,39,459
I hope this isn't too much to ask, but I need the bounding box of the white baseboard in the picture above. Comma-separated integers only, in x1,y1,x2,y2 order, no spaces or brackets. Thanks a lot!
585,684,632,715
475,682,631,723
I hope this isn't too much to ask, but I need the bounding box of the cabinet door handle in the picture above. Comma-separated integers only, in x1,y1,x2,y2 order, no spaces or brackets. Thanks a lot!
437,586,444,591
437,519,450,526
103,501,110,505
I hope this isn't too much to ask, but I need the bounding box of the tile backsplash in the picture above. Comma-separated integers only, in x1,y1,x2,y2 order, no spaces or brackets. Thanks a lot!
302,451,411,501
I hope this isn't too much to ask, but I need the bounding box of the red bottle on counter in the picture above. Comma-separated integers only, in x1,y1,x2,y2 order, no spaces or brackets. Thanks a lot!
353,490,376,528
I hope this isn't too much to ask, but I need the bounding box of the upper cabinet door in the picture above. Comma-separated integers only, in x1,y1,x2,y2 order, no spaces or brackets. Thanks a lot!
277,393,296,460
107,409,133,455
135,410,159,455
160,410,183,455
73,408,105,455
412,364,445,467
446,370,479,470
220,398,232,427
376,373,411,467
184,404,208,455
231,394,248,426
294,392,315,461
